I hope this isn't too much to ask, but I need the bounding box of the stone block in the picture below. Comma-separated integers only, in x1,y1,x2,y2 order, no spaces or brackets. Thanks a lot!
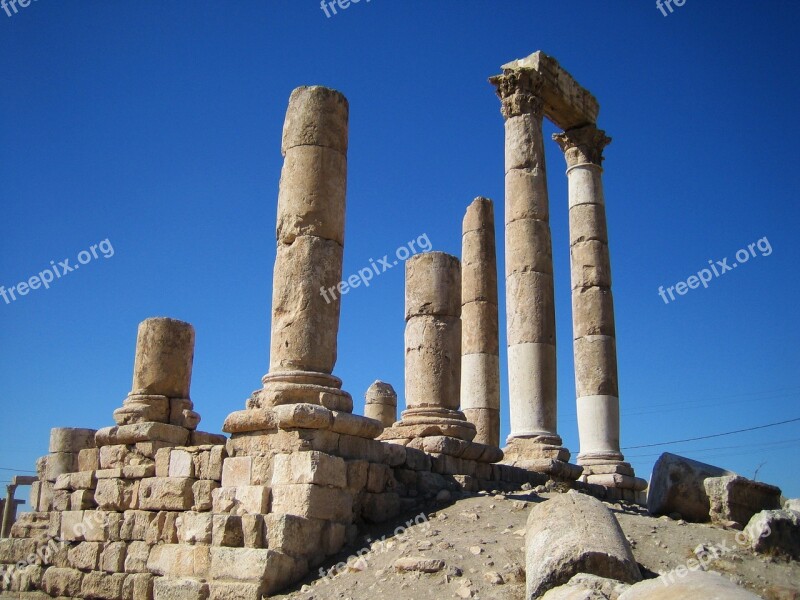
147,544,211,578
208,581,265,600
78,447,101,472
705,475,781,526
101,541,128,573
234,485,271,515
122,572,154,600
120,510,156,541
95,422,190,446
192,479,219,512
153,576,209,600
83,510,122,543
264,513,324,558
221,456,253,487
366,463,391,493
68,541,101,570
209,547,297,593
362,492,401,523
139,477,195,511
345,459,369,492
123,540,150,573
170,449,196,478
42,566,83,597
271,451,346,488
100,444,130,470
155,447,172,477
337,434,385,463
250,455,273,485
241,514,266,549
60,510,86,541
70,489,96,510
81,570,126,599
177,511,213,545
272,484,352,522
145,511,180,545
0,538,37,564
212,514,244,547
95,479,139,511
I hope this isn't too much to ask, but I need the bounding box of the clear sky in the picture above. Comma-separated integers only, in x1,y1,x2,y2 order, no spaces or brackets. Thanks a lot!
2,1,798,503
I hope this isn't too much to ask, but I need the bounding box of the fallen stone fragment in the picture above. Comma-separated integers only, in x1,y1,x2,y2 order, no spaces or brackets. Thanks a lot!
393,557,446,573
541,573,630,599
526,493,641,598
617,571,761,599
745,509,800,559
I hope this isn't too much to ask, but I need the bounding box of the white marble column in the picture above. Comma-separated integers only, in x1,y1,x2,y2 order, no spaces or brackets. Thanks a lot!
553,124,645,492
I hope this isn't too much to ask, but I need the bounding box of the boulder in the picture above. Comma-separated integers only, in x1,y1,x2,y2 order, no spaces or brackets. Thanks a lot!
745,509,800,559
541,573,630,599
525,492,641,599
617,571,761,599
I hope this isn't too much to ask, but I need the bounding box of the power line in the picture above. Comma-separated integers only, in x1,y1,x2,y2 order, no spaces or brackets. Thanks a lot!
625,437,800,459
622,417,800,450
0,467,36,473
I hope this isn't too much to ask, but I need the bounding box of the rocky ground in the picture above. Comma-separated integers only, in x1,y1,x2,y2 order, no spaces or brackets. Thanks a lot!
273,488,800,600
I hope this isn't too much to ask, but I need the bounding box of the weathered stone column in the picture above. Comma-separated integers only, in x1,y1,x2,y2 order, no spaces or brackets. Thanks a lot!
490,64,578,478
460,197,500,447
365,381,398,428
553,124,645,492
111,317,200,432
380,252,476,442
253,86,353,413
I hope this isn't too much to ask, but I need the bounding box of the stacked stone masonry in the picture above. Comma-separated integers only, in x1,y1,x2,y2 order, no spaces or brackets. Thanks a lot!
1,54,651,598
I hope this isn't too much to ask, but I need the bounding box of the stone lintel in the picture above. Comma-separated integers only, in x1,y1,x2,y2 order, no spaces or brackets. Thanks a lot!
499,50,599,130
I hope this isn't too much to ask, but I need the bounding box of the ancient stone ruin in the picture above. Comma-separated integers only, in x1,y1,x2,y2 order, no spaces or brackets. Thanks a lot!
0,51,792,600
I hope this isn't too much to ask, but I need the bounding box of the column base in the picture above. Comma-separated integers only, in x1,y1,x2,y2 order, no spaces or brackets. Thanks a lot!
248,370,353,413
501,436,582,481
223,402,383,439
378,406,477,442
112,394,201,430
578,460,647,491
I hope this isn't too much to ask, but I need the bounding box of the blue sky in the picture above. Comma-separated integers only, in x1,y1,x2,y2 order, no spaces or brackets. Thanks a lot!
2,1,798,502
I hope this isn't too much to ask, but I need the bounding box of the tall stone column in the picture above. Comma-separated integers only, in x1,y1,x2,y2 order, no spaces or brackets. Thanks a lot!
460,197,500,447
380,252,476,442
553,124,645,492
490,67,579,479
252,86,353,414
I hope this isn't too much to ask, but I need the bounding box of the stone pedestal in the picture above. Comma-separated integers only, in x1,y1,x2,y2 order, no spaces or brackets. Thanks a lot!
365,381,398,428
553,124,644,491
460,197,501,447
490,64,579,480
224,86,380,441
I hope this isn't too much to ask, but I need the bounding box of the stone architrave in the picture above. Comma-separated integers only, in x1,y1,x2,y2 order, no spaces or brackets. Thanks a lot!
460,197,500,447
553,124,644,492
489,59,579,480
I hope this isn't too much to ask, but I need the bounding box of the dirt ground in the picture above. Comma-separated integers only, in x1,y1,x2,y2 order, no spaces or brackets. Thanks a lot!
272,489,800,600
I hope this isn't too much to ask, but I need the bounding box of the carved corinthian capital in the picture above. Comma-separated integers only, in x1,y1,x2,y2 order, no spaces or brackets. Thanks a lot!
489,69,544,120
553,124,612,168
